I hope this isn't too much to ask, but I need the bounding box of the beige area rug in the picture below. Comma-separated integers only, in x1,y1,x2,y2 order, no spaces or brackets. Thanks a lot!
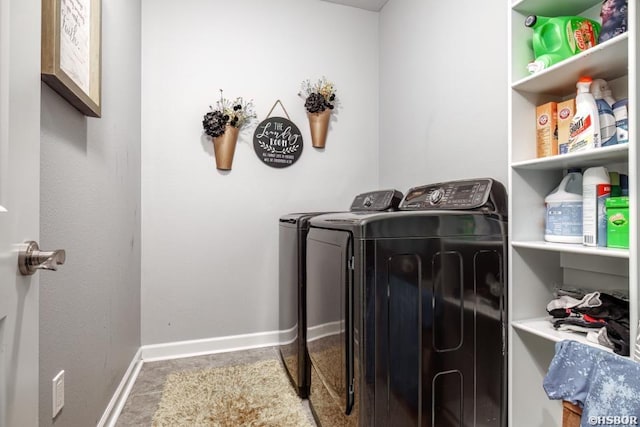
151,359,315,427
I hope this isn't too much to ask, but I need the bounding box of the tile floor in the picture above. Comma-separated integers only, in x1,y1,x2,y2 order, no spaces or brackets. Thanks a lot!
115,346,316,426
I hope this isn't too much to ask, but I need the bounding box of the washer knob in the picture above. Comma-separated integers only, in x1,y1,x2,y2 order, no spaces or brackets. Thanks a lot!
429,189,443,205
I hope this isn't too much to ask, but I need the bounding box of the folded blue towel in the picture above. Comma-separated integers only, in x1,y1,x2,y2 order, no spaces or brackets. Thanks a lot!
544,340,640,427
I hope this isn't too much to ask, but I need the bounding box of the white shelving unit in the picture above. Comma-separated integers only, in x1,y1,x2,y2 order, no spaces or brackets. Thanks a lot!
511,240,630,258
511,318,614,353
508,0,639,425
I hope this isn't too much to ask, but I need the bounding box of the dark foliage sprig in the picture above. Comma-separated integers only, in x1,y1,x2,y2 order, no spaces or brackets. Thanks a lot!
202,89,257,138
298,77,337,114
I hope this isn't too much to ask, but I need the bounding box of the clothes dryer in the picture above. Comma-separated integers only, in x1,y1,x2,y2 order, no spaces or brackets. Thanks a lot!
306,178,508,426
278,190,402,398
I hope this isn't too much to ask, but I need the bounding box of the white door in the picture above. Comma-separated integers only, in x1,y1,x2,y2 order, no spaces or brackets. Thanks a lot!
0,0,42,425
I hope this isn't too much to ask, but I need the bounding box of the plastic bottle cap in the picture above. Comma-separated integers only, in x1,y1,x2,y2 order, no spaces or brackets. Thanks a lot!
525,15,537,27
527,60,544,73
567,167,582,173
578,76,593,83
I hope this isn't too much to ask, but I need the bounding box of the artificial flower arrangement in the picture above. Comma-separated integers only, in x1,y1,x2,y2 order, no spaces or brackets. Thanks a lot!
202,89,257,138
202,90,256,170
298,77,337,113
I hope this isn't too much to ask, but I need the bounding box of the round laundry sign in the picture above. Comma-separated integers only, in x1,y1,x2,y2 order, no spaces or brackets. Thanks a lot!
253,117,303,168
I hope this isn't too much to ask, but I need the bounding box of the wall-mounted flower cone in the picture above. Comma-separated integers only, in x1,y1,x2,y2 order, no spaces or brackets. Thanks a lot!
307,109,331,148
212,125,239,170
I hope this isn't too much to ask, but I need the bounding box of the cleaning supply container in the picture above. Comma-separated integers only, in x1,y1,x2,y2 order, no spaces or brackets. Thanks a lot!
568,77,601,152
545,169,583,243
591,79,618,146
583,166,610,246
525,15,601,73
606,196,629,248
613,98,629,144
599,0,628,42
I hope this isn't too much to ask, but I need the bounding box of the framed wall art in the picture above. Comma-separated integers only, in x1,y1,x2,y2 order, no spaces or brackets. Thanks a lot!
41,0,102,117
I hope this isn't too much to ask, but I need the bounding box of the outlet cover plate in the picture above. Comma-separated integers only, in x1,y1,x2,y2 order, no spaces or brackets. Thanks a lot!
52,370,64,418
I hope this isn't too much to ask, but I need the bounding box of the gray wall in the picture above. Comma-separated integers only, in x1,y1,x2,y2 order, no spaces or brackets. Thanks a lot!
141,0,379,345
378,0,508,191
39,0,141,425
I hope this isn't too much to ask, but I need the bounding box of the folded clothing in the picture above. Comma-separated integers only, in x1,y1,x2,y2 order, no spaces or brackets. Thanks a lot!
544,340,640,427
547,292,602,312
586,327,615,350
552,313,606,329
547,292,630,356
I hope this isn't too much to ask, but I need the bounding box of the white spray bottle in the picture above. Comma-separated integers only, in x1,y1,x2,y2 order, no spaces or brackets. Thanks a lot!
568,77,601,152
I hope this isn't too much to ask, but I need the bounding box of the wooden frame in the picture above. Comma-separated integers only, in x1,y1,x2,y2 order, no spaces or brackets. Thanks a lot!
41,0,101,117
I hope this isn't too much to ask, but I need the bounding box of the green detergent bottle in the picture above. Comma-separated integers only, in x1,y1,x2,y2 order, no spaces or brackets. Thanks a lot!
525,15,601,73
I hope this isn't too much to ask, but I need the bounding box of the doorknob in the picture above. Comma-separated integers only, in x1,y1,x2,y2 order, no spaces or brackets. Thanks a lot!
18,241,66,275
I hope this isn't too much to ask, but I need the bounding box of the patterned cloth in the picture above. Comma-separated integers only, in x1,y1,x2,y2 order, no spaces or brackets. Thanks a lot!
544,340,640,427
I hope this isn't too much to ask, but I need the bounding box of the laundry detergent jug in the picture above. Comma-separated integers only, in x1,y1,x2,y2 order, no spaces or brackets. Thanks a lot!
525,15,601,73
545,169,583,243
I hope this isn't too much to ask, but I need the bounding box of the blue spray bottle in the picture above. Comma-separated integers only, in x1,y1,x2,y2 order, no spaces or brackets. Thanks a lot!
591,79,618,146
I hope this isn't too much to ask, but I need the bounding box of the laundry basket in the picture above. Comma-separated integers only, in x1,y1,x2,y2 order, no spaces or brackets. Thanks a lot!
563,401,582,427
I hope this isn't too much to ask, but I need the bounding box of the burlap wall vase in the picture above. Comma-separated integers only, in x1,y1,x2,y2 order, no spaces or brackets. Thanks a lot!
307,109,331,148
212,125,239,170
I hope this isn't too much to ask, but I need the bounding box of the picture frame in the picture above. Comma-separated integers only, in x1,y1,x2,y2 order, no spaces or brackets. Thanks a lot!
41,0,102,117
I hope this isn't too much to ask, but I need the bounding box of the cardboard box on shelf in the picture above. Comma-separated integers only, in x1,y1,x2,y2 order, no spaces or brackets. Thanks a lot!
558,98,576,154
606,196,629,249
536,102,558,157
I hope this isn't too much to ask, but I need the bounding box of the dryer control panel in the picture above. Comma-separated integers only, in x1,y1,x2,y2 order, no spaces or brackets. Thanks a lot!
350,189,403,211
400,179,505,212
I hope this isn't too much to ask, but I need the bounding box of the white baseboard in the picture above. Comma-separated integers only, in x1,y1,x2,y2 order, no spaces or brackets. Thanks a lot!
308,320,343,342
97,347,143,427
140,329,284,362
279,324,298,346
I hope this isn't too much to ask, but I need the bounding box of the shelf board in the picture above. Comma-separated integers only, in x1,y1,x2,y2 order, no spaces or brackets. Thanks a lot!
511,34,629,95
511,144,629,170
512,0,601,16
511,317,613,353
512,240,630,258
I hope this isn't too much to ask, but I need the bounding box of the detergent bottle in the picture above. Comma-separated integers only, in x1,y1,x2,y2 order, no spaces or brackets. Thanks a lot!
525,15,601,73
591,79,618,146
545,168,583,243
568,77,601,152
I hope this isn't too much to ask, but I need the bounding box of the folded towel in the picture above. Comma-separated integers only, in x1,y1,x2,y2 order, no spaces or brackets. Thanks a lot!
544,340,640,427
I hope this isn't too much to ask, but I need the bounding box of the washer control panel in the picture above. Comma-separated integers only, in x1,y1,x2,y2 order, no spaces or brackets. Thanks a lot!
400,179,494,210
351,189,403,211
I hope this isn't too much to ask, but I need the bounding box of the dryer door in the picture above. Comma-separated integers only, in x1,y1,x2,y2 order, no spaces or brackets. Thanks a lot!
306,227,354,417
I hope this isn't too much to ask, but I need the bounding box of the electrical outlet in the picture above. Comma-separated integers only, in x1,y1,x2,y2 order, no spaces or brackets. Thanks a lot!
52,370,64,418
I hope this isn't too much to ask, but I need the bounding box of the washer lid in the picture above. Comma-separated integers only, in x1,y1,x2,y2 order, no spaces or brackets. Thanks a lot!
279,212,340,228
308,209,507,239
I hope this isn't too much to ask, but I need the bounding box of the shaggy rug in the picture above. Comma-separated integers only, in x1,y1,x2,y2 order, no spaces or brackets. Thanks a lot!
151,359,315,427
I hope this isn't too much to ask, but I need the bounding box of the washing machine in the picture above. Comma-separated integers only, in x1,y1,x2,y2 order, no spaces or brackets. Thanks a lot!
278,189,403,398
305,178,508,427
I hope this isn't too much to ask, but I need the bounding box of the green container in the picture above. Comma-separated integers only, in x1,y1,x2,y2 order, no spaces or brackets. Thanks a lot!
606,196,629,248
525,15,601,72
